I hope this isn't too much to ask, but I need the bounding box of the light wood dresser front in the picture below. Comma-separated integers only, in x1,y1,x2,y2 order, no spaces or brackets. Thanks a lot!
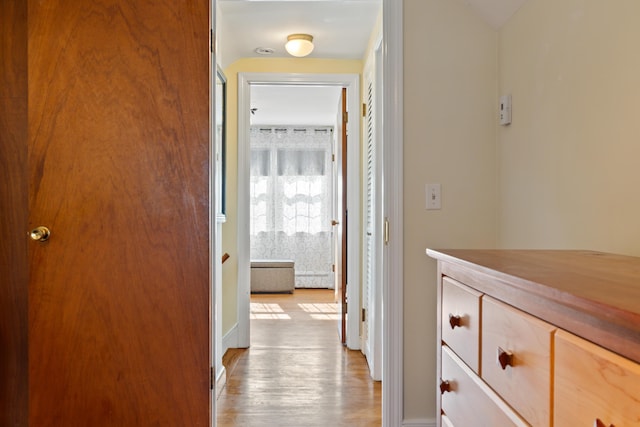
426,250,640,427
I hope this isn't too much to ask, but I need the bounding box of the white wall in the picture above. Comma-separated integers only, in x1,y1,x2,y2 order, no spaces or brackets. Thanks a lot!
403,0,498,420
403,0,640,422
498,0,640,256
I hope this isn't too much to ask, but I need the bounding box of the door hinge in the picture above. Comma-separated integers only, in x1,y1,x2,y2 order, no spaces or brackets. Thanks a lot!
210,29,215,53
343,111,348,123
210,366,214,390
342,302,348,313
362,308,366,322
362,103,367,117
332,153,335,162
332,264,335,272
384,217,390,245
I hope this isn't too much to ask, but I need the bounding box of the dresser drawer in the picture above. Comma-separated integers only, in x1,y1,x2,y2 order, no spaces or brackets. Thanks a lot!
481,296,555,426
441,346,528,427
441,277,482,372
554,330,640,427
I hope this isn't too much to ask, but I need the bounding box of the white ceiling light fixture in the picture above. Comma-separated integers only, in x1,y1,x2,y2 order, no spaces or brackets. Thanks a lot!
285,34,314,57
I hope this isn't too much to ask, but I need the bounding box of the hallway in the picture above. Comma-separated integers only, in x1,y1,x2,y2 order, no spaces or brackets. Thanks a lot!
216,289,381,426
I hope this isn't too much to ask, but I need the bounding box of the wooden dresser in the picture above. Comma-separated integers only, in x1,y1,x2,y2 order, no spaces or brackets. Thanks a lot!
426,249,640,427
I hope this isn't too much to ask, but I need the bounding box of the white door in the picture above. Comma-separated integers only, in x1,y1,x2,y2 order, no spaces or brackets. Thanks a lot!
362,39,383,381
362,77,374,358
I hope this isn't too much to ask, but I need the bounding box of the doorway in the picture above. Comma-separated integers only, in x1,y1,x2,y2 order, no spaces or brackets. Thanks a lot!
236,73,362,351
248,84,340,293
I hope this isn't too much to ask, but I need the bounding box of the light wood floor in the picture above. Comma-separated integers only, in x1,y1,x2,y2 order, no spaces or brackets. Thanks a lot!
216,289,382,426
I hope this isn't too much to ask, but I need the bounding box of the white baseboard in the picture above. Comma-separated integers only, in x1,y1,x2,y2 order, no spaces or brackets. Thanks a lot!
222,322,239,354
215,365,226,399
403,418,437,427
216,324,239,399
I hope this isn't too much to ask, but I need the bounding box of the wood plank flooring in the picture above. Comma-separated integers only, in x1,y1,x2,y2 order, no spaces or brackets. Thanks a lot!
217,289,382,426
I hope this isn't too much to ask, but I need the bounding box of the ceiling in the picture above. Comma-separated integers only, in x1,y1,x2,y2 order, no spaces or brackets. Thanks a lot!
218,0,382,67
250,85,343,126
219,0,528,126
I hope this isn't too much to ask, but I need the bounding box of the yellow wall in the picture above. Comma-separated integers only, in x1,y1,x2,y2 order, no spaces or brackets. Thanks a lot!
221,58,363,336
403,0,498,420
498,0,640,256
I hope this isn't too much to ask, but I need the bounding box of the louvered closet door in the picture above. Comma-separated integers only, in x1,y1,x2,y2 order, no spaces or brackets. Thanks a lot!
362,78,375,359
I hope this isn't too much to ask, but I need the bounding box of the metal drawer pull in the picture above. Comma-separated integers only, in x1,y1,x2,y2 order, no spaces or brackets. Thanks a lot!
497,347,513,370
448,314,462,329
594,419,614,427
439,379,451,394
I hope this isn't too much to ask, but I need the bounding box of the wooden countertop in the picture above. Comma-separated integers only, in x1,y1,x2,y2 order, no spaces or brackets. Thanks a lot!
426,249,640,364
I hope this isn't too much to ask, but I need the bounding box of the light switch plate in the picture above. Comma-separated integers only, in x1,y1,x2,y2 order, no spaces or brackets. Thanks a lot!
500,94,512,125
426,183,441,210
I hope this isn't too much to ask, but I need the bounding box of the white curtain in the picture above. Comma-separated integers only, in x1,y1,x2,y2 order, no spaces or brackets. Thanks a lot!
250,127,334,288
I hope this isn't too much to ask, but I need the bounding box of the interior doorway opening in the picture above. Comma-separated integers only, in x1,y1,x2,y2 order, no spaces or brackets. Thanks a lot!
237,73,362,352
248,84,342,294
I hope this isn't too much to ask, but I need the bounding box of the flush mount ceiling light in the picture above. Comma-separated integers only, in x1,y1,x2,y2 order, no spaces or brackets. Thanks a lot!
285,34,314,57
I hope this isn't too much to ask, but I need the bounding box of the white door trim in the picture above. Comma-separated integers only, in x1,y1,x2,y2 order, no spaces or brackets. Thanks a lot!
237,73,361,351
382,0,404,425
210,1,218,425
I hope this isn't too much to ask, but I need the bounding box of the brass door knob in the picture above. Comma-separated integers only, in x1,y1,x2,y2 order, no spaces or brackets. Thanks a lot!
29,226,51,242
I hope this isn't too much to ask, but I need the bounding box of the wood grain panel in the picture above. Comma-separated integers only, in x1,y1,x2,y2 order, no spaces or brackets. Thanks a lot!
430,249,640,321
0,0,28,425
430,249,640,363
28,0,210,425
441,346,528,427
554,330,640,427
431,250,640,427
481,296,555,426
441,277,482,373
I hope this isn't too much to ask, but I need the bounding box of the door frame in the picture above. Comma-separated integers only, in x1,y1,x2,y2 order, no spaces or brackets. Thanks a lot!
237,73,361,351
211,3,218,424
382,0,404,425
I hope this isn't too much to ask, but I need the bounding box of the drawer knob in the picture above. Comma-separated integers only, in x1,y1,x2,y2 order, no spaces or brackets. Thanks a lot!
439,379,451,394
594,419,614,427
497,347,513,370
448,314,462,329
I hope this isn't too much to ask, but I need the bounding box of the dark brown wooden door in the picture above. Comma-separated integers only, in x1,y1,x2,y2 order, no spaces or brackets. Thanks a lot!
0,1,29,425
26,1,211,425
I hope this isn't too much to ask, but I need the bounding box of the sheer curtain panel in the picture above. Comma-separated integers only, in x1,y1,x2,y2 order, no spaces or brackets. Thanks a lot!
250,127,334,289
